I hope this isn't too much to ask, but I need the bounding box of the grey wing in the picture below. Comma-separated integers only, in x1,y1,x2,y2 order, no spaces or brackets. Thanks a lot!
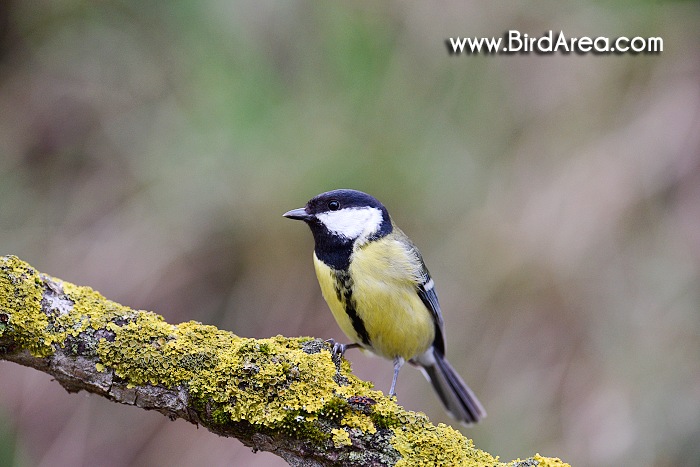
412,247,447,356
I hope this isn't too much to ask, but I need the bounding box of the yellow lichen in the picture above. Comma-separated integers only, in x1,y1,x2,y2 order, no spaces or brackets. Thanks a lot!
95,315,342,428
0,256,52,356
391,419,499,467
331,427,353,447
62,281,138,329
341,412,376,434
335,378,382,400
530,454,571,467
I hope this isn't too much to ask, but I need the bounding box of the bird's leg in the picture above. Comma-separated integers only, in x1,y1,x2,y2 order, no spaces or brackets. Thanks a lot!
389,357,405,397
326,339,360,358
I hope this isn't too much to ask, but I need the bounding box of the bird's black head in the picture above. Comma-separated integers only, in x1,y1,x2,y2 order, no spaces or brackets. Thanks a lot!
284,189,393,269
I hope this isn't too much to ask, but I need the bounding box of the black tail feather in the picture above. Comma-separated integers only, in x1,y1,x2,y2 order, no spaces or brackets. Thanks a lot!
419,348,486,425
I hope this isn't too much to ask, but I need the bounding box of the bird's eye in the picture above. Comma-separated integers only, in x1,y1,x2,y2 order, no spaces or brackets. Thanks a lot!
328,200,340,211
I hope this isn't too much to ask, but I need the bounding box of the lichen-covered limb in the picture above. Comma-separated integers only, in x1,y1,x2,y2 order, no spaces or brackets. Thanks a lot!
0,256,569,467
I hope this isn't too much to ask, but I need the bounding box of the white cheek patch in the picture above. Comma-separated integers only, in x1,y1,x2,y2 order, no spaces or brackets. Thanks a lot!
317,207,383,242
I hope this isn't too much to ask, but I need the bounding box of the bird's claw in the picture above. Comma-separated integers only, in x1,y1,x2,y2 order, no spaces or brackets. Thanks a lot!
325,339,359,358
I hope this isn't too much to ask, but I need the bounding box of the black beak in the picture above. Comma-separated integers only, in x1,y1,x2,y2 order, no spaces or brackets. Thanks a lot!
283,207,311,221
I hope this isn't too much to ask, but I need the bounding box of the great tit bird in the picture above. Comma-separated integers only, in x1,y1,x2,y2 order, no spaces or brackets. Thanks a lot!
284,189,486,425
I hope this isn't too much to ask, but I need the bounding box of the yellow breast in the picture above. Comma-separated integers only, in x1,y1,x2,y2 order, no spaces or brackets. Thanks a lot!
313,238,435,361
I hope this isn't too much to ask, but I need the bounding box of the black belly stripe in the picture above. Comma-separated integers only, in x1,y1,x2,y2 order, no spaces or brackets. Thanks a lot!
333,270,371,347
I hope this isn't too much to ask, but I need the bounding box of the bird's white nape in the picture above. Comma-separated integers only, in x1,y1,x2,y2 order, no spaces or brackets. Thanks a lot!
316,207,383,243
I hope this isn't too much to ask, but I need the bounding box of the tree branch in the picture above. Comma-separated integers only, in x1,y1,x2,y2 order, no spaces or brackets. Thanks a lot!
0,255,569,467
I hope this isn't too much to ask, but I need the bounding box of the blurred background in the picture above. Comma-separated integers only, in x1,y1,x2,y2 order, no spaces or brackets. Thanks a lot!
1,1,699,466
